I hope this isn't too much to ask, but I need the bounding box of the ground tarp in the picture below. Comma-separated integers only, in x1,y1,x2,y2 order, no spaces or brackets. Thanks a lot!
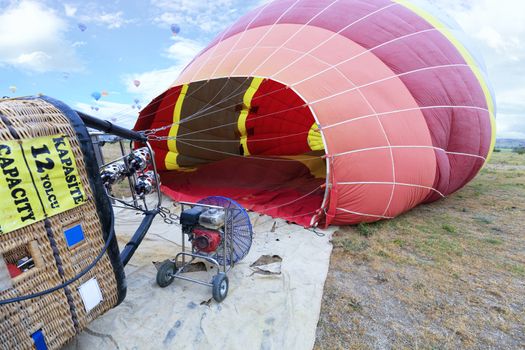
64,197,336,350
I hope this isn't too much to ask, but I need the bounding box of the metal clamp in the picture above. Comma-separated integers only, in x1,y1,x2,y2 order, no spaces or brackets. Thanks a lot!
159,207,179,225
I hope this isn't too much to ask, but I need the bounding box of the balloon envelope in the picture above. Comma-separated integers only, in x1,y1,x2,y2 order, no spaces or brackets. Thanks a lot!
134,98,140,104
78,23,87,32
91,92,101,101
170,24,180,35
101,90,109,97
9,86,16,93
133,80,141,87
135,0,496,227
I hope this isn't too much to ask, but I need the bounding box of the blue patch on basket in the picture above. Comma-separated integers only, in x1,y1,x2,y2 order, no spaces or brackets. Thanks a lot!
64,224,85,247
31,329,48,350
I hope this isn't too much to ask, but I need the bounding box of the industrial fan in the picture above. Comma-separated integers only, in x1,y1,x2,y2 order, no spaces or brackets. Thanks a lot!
196,196,253,265
156,196,253,302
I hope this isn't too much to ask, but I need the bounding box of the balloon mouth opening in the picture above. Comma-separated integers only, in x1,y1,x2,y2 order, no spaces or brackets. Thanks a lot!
159,154,327,227
137,77,330,226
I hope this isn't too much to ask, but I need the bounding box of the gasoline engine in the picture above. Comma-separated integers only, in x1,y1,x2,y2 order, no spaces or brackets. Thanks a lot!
180,206,226,255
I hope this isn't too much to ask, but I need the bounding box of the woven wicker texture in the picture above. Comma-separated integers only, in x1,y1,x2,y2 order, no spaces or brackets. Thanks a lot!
0,98,119,350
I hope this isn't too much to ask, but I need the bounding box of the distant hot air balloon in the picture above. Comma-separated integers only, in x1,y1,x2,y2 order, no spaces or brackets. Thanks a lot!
78,23,87,32
135,0,496,228
91,91,101,101
63,72,70,80
8,86,16,94
101,90,109,97
111,117,117,122
136,105,141,110
132,105,136,109
134,98,140,104
170,24,181,36
133,80,141,87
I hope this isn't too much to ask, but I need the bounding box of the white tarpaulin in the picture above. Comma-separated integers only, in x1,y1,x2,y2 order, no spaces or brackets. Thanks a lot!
65,197,335,350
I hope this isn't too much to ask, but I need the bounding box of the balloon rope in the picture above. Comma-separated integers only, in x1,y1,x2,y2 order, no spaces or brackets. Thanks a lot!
175,129,313,143
170,1,396,146
173,0,314,129
143,63,472,139
267,3,399,80
80,3,270,125
151,99,310,140
135,12,432,133
251,210,320,230
138,0,303,136
246,0,341,78
133,6,431,133
251,185,324,213
181,1,273,98
142,81,291,137
175,138,320,162
136,0,305,134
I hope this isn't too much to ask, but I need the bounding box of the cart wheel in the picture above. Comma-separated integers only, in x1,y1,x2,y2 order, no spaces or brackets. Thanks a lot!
156,260,176,288
212,273,229,302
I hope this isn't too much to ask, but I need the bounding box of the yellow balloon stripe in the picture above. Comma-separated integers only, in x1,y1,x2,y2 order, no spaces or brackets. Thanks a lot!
308,123,324,151
165,84,189,170
238,77,264,156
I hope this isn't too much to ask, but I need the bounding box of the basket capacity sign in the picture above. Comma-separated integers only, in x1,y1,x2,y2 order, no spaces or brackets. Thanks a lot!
0,135,86,234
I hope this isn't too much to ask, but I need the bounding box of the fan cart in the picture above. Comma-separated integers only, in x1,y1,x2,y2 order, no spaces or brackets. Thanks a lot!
156,197,253,302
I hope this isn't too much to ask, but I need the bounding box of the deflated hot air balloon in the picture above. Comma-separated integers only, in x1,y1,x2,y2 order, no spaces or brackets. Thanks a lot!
135,0,496,227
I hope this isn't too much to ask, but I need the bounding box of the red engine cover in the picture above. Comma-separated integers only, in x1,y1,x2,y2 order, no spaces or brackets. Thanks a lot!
192,229,222,253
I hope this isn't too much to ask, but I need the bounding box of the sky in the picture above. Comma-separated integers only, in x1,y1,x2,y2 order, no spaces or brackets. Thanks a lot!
0,0,524,138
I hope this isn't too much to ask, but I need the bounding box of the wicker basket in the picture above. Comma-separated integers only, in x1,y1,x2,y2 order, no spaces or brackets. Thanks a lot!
0,98,126,350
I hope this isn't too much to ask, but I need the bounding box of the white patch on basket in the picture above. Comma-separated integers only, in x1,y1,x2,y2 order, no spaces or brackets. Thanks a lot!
78,278,103,313
0,255,13,292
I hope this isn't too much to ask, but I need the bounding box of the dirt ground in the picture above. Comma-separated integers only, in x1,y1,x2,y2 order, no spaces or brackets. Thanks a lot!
315,152,525,350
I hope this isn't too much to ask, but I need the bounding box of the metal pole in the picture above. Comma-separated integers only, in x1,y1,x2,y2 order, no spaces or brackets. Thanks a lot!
118,139,139,208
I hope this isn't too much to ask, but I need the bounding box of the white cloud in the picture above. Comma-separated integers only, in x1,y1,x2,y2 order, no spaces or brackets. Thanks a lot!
75,101,140,129
450,1,525,60
64,3,77,17
67,3,133,30
84,11,130,30
0,0,83,73
435,0,525,139
151,0,255,33
122,36,203,103
72,41,87,48
164,37,204,62
123,64,188,103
